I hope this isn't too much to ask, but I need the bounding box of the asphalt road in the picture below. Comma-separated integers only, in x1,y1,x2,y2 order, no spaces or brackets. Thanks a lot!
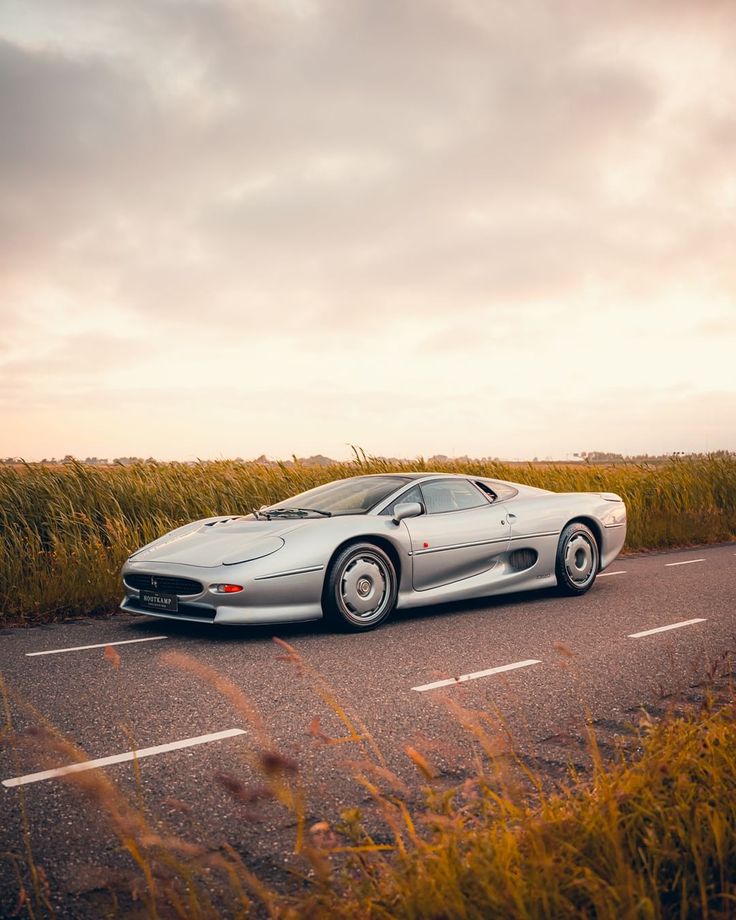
1,542,735,916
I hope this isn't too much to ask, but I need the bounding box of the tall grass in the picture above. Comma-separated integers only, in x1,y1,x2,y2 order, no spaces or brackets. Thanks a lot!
1,454,735,625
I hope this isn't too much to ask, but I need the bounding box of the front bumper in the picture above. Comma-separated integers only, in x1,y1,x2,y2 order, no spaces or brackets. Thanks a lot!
120,594,322,625
120,558,325,625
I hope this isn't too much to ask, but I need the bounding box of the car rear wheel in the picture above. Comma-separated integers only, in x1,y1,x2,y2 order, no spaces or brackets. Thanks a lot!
324,542,398,631
555,522,599,595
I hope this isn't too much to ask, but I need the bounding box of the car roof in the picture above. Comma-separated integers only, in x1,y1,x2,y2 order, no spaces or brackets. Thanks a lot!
355,472,480,482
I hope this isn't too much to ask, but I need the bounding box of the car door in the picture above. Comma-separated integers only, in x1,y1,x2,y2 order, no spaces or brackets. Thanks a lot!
401,479,510,591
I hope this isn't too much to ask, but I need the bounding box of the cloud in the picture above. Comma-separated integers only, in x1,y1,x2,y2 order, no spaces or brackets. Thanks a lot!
0,0,735,457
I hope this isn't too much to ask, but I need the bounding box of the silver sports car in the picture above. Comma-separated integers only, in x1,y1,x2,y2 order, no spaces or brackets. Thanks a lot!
120,473,627,631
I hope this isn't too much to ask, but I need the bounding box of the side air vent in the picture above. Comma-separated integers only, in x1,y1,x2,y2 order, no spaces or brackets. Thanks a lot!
509,548,538,571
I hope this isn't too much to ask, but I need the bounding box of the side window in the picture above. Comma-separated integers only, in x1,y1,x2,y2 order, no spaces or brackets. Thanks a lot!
382,484,424,516
421,479,489,514
485,481,519,501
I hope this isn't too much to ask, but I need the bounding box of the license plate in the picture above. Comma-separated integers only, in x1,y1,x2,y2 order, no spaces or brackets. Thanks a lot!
139,590,178,613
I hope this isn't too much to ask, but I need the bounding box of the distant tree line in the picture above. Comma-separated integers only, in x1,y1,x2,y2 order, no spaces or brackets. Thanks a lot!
1,450,733,466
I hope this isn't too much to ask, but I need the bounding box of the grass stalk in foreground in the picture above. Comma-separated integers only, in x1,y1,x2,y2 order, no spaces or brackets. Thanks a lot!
2,643,736,918
301,696,736,918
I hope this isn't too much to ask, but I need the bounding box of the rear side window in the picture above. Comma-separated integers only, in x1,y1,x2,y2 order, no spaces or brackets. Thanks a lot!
483,480,519,501
475,481,498,501
421,479,489,514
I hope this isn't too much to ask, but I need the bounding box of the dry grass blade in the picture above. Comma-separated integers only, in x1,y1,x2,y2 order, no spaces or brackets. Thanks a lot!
160,651,269,749
273,638,387,768
404,746,437,781
161,650,307,854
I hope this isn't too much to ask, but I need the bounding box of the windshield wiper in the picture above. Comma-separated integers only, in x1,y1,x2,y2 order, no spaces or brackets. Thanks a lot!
256,507,332,519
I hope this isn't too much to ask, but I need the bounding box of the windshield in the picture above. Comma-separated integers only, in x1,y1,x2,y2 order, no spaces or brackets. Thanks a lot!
263,476,409,516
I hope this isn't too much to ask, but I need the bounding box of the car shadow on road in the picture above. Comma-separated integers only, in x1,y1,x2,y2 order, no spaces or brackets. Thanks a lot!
122,613,331,644
389,586,564,624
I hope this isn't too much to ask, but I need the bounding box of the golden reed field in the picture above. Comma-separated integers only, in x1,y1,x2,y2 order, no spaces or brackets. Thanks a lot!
1,453,735,626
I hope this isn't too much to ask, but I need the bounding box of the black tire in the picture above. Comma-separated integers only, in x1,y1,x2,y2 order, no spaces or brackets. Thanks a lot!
555,522,599,595
323,542,398,631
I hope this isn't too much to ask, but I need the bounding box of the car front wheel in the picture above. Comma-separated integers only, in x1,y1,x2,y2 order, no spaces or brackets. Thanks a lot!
324,542,398,631
555,522,599,595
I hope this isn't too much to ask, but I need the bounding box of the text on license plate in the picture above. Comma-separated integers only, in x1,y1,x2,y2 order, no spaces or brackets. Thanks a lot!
140,590,178,612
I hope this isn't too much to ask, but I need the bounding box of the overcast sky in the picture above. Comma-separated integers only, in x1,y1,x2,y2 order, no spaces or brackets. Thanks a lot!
1,0,734,461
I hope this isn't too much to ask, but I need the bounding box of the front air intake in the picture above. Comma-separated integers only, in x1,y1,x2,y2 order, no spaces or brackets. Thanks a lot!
124,574,204,596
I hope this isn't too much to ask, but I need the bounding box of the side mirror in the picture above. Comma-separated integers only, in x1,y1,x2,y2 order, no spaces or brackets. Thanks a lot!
392,501,423,525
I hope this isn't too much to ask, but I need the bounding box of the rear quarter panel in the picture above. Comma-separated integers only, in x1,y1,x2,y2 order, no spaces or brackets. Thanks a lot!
506,492,626,572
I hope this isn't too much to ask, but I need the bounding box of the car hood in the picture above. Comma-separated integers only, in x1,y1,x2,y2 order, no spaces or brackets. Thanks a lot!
128,517,307,567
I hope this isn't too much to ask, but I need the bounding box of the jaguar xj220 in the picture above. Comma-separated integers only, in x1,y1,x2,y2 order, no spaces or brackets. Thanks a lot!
120,473,627,631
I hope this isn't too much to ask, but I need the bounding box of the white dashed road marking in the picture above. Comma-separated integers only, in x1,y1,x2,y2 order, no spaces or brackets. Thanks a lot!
598,571,626,578
628,618,706,639
26,636,168,657
412,659,541,692
2,729,246,788
665,559,705,567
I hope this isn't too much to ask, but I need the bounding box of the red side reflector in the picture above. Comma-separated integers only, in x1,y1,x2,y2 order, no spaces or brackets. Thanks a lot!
223,584,243,593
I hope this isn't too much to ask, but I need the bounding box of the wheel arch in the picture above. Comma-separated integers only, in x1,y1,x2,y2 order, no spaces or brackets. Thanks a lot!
322,535,403,597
